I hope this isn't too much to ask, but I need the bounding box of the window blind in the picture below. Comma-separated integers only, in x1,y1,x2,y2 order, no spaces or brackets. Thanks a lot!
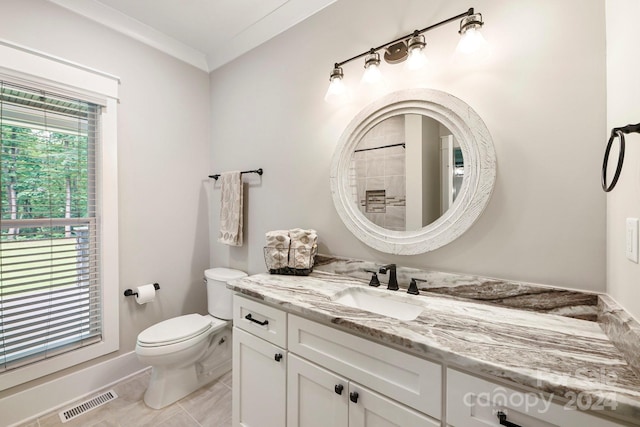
0,81,102,371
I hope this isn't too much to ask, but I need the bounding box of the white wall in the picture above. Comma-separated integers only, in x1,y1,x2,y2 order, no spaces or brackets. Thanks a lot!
606,0,640,320
0,0,211,398
210,0,607,291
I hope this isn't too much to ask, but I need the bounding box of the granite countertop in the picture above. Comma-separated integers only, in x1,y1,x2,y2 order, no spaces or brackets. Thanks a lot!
228,270,640,425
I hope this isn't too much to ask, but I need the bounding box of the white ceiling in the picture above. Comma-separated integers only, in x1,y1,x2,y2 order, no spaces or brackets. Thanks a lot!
48,0,336,72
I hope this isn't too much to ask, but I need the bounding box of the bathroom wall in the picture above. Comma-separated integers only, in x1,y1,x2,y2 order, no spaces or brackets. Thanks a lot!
210,0,607,291
0,0,211,398
605,0,640,320
352,115,406,231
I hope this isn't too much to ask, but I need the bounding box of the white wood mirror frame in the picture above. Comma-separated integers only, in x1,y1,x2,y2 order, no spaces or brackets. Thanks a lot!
330,88,496,254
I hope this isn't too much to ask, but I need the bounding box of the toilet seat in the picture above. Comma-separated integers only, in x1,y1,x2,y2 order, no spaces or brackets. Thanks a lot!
137,314,224,348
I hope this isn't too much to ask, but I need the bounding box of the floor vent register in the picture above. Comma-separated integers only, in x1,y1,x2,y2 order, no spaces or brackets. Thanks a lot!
58,390,118,423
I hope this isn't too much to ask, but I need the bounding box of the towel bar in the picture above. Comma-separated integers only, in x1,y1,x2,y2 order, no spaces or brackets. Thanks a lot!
208,168,263,180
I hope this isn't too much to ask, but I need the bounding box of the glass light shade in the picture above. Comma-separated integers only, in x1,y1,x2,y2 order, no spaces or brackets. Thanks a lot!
324,76,347,103
406,47,428,70
362,63,382,84
456,27,487,55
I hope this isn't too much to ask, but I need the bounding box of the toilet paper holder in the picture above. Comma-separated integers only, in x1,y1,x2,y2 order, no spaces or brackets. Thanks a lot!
124,283,160,297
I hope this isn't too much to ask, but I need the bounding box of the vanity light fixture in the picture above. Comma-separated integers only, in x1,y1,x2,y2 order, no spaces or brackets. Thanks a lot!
456,12,487,55
324,64,346,103
324,7,487,101
362,50,382,84
406,32,427,70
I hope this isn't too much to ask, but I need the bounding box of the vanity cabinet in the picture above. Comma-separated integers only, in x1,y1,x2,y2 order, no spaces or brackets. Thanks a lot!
288,353,439,427
232,296,287,427
233,294,629,427
447,369,626,427
232,295,442,427
287,314,442,420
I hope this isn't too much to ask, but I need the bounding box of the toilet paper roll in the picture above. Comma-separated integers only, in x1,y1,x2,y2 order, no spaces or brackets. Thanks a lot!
135,284,156,305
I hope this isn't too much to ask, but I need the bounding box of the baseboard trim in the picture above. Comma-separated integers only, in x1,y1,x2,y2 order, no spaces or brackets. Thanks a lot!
2,351,148,427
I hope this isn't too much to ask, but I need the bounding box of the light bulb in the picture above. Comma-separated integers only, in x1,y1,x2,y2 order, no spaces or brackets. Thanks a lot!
405,33,427,70
362,63,382,84
456,27,487,55
406,47,427,70
324,76,346,103
361,51,382,84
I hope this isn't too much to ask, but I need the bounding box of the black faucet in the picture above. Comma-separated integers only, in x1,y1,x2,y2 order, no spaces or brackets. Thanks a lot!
378,264,398,291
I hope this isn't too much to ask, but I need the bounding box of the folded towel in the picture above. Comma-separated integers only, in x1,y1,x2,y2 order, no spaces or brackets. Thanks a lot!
265,230,290,269
288,228,318,269
217,171,243,246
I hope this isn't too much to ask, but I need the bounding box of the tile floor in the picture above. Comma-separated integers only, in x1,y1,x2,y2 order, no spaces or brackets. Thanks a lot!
16,369,232,427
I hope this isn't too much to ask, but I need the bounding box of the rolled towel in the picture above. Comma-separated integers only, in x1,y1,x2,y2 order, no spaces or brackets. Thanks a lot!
266,230,290,248
265,230,290,270
265,247,289,270
289,244,318,269
288,228,318,269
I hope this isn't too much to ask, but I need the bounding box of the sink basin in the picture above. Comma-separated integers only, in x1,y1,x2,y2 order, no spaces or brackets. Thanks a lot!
330,287,424,321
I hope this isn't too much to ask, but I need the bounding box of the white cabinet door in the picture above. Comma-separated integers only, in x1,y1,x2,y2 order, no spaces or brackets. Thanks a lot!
288,354,438,427
288,314,442,419
232,327,286,427
287,354,349,427
447,369,626,427
349,383,440,427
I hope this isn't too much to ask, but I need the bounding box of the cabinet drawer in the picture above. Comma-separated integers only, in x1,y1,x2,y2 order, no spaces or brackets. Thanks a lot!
288,314,442,419
447,368,626,427
233,294,287,348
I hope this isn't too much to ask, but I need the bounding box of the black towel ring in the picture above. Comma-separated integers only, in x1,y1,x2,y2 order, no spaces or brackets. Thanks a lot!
602,123,640,192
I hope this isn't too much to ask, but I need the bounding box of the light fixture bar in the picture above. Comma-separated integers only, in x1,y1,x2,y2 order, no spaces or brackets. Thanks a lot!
334,8,476,68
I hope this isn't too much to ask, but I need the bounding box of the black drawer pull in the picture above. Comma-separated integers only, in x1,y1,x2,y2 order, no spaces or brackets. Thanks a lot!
334,384,344,395
349,391,359,403
245,313,269,326
274,353,283,362
497,411,522,427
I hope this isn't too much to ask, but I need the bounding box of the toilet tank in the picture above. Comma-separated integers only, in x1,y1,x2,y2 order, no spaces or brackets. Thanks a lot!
204,268,247,320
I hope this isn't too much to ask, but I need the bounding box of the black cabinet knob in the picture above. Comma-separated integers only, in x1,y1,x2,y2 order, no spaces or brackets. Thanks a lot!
334,384,344,395
349,391,359,403
274,353,283,362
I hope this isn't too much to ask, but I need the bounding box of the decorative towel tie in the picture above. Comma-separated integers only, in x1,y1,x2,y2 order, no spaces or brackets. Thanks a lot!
218,171,243,246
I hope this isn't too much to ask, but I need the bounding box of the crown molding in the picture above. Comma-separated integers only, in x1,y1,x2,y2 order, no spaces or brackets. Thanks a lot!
204,0,337,71
48,0,209,72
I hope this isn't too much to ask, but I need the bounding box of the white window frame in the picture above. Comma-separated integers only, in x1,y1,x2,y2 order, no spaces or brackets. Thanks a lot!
0,40,119,390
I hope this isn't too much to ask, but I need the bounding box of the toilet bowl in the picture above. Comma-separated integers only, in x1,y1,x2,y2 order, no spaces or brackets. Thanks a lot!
135,268,247,409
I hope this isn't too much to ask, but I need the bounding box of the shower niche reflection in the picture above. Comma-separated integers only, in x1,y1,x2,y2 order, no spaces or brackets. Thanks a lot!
350,114,463,231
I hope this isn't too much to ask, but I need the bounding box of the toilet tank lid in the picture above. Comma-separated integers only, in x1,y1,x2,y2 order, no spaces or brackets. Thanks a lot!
205,268,248,281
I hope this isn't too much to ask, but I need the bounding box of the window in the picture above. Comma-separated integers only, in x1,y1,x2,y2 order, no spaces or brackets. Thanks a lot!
0,81,101,371
0,41,119,390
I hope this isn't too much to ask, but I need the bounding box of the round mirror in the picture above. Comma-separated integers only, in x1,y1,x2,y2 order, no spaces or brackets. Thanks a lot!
330,89,496,254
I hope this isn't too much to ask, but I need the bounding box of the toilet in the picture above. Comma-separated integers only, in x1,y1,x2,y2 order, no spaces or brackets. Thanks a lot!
135,268,247,409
